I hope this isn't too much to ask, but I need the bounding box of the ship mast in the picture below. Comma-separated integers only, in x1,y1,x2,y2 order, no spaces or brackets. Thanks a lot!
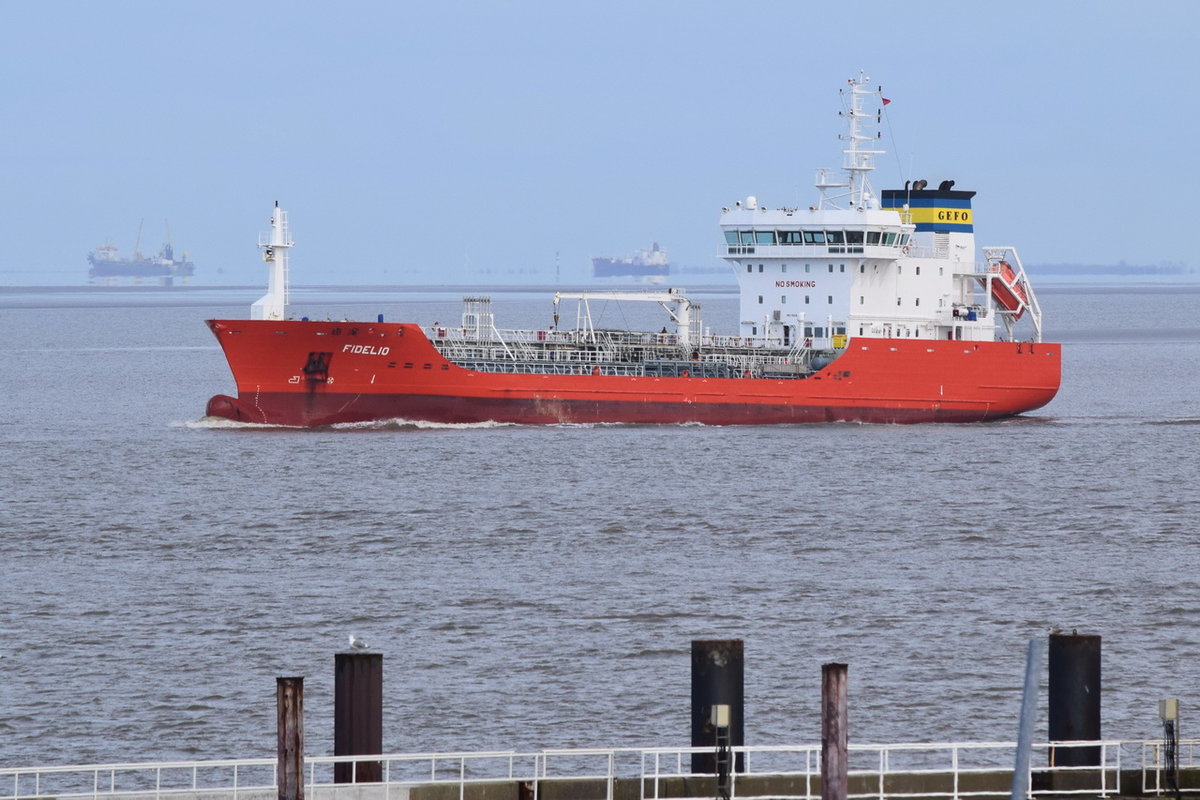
251,202,292,320
133,218,145,259
816,72,885,210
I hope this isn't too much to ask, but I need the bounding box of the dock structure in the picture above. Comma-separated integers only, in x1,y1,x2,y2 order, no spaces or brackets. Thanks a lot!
9,631,1190,800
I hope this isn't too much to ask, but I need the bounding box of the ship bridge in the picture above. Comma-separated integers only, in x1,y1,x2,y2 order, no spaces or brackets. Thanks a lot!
719,74,1041,349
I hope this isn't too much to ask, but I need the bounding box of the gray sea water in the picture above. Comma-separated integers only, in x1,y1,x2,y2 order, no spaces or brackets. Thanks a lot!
2,284,1199,769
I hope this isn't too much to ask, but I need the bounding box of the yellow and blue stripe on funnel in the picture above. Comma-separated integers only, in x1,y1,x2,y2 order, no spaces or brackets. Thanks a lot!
881,184,977,233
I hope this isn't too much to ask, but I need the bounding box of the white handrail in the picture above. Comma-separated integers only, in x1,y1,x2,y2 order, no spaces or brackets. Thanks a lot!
2,739,1189,800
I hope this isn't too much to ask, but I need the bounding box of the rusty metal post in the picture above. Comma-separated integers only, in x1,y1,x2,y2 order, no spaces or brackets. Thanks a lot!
276,677,304,800
334,652,383,783
821,663,848,800
1048,633,1101,766
691,640,744,774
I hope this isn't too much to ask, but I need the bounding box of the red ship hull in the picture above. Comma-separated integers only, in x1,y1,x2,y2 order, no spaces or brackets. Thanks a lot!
205,319,1061,427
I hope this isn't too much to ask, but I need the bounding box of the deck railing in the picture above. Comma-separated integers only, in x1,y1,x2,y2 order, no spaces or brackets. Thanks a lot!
428,326,824,379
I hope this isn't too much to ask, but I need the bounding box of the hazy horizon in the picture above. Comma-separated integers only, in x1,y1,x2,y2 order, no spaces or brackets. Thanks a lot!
2,0,1196,288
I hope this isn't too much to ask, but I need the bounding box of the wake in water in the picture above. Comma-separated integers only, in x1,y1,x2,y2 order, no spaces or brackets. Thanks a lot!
332,418,516,431
177,417,289,430
177,416,518,431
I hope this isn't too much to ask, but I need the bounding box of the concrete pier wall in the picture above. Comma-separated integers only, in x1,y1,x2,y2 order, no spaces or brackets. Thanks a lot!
82,766,1200,800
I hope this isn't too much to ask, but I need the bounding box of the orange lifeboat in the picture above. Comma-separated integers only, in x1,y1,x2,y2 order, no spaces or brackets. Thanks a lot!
989,260,1028,320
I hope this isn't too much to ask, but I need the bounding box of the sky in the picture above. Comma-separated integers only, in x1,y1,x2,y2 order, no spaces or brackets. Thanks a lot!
1,0,1197,286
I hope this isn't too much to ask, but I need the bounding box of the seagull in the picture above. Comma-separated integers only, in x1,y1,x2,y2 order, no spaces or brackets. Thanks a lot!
349,634,368,650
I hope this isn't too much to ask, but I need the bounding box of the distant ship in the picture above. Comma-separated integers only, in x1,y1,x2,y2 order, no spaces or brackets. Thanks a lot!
592,243,670,283
88,221,194,285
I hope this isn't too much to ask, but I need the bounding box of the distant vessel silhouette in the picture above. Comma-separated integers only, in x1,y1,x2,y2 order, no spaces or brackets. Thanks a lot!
592,243,670,284
88,220,194,285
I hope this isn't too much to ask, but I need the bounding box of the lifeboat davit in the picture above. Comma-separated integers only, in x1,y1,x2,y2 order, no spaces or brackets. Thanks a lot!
990,260,1028,320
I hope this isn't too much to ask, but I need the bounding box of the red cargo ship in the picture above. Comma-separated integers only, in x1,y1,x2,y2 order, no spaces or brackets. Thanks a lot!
205,75,1060,427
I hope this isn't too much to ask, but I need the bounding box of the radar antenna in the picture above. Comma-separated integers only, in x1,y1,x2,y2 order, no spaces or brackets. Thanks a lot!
817,71,885,210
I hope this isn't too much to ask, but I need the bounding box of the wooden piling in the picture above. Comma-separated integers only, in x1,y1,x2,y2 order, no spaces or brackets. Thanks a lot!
276,677,304,800
821,663,848,800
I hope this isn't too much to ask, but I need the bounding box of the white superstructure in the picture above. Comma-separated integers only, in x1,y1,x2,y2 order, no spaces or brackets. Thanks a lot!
250,202,293,321
719,73,1042,349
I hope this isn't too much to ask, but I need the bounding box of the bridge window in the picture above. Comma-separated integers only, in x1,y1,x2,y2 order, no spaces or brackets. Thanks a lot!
826,231,846,244
846,231,864,245
866,231,881,245
883,232,897,245
755,231,776,245
725,231,739,244
740,231,755,244
804,231,826,244
779,231,804,244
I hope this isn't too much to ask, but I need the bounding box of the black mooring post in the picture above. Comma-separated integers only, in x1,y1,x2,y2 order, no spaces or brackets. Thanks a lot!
1161,699,1181,800
821,663,848,800
691,639,744,774
1048,632,1101,766
276,677,304,800
334,652,383,783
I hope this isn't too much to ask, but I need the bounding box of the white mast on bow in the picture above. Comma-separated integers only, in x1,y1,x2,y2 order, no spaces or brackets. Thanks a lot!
250,202,292,320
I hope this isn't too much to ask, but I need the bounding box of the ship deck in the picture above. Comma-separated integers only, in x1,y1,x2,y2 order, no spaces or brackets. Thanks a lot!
428,326,827,379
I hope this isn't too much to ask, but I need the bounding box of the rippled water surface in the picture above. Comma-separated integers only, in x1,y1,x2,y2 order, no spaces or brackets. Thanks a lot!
2,284,1199,768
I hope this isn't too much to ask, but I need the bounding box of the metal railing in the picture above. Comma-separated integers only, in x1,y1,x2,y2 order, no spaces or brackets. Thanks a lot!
1143,739,1200,794
3,739,1194,800
719,244,905,259
427,326,829,380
